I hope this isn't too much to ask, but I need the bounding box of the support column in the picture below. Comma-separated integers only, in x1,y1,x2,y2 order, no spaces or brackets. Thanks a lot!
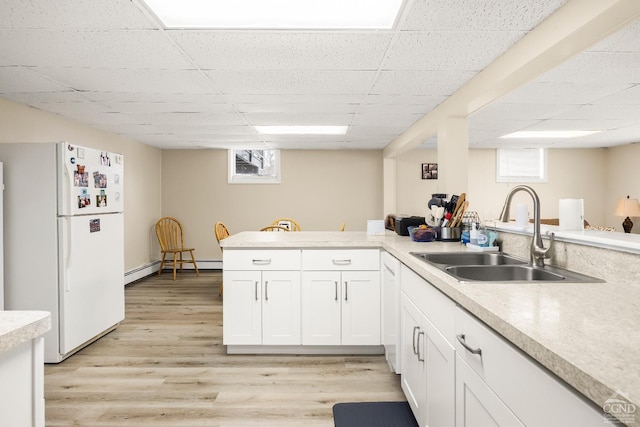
383,157,396,217
437,117,469,196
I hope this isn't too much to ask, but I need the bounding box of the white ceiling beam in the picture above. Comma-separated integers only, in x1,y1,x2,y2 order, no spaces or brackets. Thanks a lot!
383,0,640,158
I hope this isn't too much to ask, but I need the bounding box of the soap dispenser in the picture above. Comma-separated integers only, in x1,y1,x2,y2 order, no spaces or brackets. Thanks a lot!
470,222,478,245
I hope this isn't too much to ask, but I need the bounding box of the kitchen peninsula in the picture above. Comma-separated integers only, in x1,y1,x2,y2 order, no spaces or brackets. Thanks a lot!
222,230,639,426
0,311,51,427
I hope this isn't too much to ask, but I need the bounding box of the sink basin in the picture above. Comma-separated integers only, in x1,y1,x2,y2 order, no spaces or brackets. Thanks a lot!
445,265,565,282
411,252,526,266
410,251,602,283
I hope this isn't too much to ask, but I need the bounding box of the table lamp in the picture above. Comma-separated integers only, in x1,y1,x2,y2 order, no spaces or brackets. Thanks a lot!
613,195,640,233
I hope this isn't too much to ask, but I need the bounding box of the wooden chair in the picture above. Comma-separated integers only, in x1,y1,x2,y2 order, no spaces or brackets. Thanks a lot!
214,222,230,296
270,217,301,231
260,225,291,232
155,217,199,280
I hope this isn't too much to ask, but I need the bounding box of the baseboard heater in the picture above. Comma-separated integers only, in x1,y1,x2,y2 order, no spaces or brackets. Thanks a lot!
124,260,222,285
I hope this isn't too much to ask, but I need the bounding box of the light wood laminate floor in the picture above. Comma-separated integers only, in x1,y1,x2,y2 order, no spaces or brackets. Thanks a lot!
44,271,404,426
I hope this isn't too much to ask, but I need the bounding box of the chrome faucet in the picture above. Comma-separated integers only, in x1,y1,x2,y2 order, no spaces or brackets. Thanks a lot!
499,185,554,267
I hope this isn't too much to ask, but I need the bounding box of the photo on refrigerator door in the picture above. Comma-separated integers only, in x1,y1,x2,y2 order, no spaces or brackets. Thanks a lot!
74,169,88,187
78,188,91,208
93,171,107,188
96,190,107,207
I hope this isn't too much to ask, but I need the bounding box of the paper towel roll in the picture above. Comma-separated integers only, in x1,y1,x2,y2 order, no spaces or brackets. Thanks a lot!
559,199,584,231
515,203,529,228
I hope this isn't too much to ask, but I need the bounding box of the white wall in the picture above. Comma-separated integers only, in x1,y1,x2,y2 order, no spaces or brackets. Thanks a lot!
395,147,613,228
161,149,384,259
605,142,640,233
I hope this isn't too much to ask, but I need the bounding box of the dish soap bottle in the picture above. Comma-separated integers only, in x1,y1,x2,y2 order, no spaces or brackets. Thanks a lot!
470,222,478,245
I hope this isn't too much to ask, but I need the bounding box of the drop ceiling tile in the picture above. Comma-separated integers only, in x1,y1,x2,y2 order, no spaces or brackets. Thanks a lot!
124,111,245,126
592,84,640,105
352,112,424,128
538,51,640,85
242,112,353,126
550,103,640,121
588,20,640,53
499,81,634,105
171,31,393,70
382,31,525,71
0,90,92,105
348,124,409,136
32,67,216,94
103,100,236,114
0,0,157,29
140,124,258,136
206,70,378,95
236,102,359,114
400,0,566,31
357,101,440,115
469,119,542,135
80,92,227,104
471,102,580,121
226,94,365,105
522,118,633,131
0,66,68,93
0,30,194,69
360,94,446,106
370,70,476,95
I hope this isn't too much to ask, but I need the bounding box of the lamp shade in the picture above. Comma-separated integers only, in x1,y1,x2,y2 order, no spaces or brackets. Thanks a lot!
613,196,640,217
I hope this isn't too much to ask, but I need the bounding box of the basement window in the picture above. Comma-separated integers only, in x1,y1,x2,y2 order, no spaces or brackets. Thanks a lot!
228,149,281,184
496,148,547,183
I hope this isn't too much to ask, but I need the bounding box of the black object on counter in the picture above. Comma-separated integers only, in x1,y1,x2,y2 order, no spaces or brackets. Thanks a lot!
395,216,426,236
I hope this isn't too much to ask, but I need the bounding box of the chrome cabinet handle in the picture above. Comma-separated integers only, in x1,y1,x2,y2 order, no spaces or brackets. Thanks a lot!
254,281,259,301
332,259,352,265
417,331,425,362
334,281,338,301
344,281,348,301
265,281,269,301
385,265,396,276
457,334,482,356
252,259,271,265
412,326,419,355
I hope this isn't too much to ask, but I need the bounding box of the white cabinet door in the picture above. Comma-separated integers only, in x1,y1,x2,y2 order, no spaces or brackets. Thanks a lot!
302,270,380,346
223,270,262,345
401,295,426,425
401,292,455,427
382,252,400,373
423,313,455,427
302,271,341,345
342,270,380,345
262,271,301,345
456,355,524,427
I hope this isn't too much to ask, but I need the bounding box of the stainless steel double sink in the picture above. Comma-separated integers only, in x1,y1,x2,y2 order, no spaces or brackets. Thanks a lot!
410,252,602,283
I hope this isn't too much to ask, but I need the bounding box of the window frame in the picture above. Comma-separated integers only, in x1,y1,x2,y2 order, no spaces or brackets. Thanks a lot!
227,149,281,184
496,148,547,183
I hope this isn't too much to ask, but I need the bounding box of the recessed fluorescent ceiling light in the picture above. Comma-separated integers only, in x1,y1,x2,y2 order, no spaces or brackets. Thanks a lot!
142,0,405,29
500,130,602,139
255,126,348,135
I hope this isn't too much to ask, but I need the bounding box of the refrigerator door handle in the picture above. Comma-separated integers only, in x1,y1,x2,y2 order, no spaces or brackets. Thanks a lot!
61,217,72,292
58,143,74,216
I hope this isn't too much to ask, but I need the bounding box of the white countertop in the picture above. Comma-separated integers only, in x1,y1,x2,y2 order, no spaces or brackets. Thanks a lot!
222,230,640,414
0,311,51,354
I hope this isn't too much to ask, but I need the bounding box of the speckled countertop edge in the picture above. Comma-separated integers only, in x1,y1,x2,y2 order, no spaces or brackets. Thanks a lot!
0,311,51,354
223,230,640,415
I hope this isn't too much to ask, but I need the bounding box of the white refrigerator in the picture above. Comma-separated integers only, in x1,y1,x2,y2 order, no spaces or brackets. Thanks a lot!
0,142,124,363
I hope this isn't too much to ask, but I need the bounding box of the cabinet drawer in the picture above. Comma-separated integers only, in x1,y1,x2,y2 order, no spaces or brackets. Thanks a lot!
224,250,301,270
455,307,604,426
302,249,380,271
